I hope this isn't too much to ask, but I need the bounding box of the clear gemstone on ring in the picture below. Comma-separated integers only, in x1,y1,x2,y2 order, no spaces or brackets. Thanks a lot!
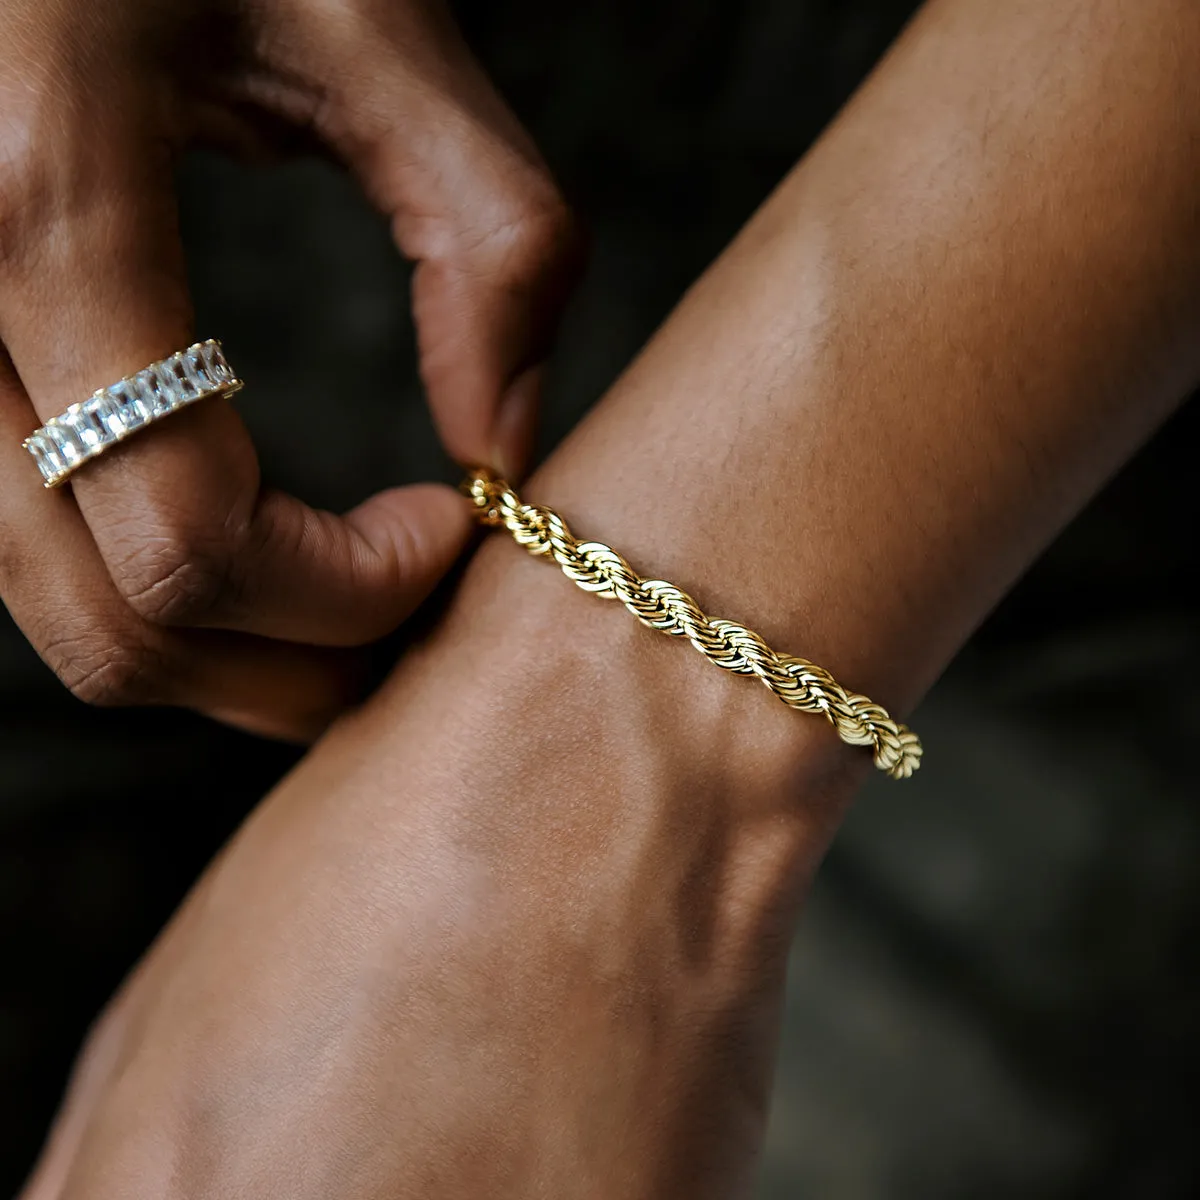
167,354,200,400
44,422,82,465
182,345,212,390
25,433,65,483
122,379,154,427
132,369,167,416
83,392,127,439
152,362,185,410
59,403,105,451
23,339,237,486
202,342,230,383
104,381,141,429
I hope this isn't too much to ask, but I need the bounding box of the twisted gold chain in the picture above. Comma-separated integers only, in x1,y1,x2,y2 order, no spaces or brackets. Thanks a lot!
464,470,923,780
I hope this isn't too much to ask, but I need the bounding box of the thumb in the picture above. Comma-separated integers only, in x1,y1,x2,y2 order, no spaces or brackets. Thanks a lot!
281,2,582,479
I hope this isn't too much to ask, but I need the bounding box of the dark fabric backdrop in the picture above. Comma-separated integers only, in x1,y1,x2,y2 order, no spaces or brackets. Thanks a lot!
2,2,1198,1195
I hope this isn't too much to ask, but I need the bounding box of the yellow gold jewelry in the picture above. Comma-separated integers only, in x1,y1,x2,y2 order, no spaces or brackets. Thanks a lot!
464,469,922,779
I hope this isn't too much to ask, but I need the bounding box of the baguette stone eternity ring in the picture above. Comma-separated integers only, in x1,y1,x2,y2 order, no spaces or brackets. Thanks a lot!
22,340,243,488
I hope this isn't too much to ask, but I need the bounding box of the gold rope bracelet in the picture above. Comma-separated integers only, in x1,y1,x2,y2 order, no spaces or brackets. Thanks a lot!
463,469,923,780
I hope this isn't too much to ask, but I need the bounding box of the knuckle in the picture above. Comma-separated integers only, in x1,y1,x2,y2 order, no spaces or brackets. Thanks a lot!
45,628,165,708
488,188,579,284
110,530,237,626
0,118,48,271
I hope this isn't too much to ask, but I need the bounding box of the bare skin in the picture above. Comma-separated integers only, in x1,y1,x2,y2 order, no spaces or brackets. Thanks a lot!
20,0,1200,1196
0,0,576,740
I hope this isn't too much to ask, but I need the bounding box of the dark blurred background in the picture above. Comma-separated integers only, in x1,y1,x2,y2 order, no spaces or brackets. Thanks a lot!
3,1,1198,1195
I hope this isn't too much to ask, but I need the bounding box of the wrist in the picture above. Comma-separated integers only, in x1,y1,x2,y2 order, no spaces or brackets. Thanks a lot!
396,527,868,838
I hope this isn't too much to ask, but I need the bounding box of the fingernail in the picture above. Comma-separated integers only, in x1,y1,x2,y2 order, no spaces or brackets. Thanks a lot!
491,366,542,481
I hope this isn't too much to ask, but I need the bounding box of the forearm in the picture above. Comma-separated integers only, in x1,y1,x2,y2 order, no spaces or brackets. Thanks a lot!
523,0,1198,722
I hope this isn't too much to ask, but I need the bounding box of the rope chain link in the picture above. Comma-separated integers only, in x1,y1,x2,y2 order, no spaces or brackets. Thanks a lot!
465,470,923,780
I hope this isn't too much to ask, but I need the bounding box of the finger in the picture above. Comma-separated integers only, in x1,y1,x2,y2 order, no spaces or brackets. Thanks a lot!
187,481,474,646
0,117,470,645
381,83,580,481
266,1,582,478
0,367,367,741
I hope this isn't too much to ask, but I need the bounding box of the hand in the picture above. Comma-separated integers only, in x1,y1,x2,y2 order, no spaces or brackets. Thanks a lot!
22,0,1200,1188
0,0,578,739
17,541,859,1200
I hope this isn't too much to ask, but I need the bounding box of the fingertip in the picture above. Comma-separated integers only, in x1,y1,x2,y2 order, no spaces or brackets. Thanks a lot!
347,481,474,588
490,365,543,482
